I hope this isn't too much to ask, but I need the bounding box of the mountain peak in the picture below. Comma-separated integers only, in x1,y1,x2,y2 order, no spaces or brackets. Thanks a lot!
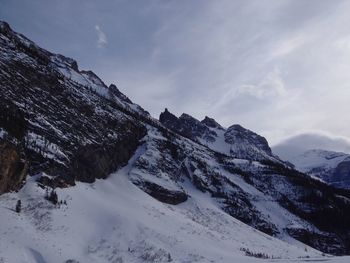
225,124,272,156
159,108,178,125
227,124,244,130
0,21,11,32
159,110,216,141
108,84,132,104
201,116,224,130
179,113,196,120
53,54,79,71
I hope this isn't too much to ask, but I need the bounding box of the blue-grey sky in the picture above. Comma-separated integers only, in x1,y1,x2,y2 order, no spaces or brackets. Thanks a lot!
1,0,350,147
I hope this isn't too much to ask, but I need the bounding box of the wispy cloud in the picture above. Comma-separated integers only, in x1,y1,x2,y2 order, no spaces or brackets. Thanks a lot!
238,68,287,99
4,0,350,144
95,25,107,48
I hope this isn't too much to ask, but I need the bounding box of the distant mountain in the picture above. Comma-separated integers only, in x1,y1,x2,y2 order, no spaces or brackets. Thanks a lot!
1,21,350,261
273,133,350,160
273,134,350,189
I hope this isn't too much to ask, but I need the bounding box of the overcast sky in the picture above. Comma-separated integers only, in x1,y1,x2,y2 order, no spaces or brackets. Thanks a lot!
1,0,350,147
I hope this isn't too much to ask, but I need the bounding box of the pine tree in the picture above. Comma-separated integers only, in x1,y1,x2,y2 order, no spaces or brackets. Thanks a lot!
46,189,58,205
49,189,58,205
15,200,21,213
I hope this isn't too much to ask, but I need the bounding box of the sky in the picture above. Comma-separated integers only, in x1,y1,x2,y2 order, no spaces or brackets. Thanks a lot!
273,133,350,159
1,0,350,147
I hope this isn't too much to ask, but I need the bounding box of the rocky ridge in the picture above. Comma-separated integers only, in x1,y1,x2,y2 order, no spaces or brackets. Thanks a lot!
159,109,275,161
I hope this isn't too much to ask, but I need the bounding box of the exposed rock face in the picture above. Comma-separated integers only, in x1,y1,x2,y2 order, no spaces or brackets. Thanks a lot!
0,99,28,140
136,180,188,205
332,160,350,188
286,228,346,255
224,125,271,154
70,122,147,183
201,116,224,130
178,113,218,142
159,109,275,161
108,84,132,104
0,21,147,186
159,109,216,142
0,141,28,194
224,124,272,159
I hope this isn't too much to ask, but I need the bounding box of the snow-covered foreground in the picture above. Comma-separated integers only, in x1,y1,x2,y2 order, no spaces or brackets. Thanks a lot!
0,158,349,262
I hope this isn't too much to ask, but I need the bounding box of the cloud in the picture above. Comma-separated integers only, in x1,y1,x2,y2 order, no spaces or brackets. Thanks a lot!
95,25,107,48
237,68,287,99
273,132,350,160
270,34,308,59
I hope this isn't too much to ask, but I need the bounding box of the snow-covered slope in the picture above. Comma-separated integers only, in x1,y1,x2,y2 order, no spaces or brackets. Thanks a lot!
2,145,350,262
0,151,341,263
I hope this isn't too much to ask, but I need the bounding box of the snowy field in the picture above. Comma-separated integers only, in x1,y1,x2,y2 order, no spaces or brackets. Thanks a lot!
0,156,349,263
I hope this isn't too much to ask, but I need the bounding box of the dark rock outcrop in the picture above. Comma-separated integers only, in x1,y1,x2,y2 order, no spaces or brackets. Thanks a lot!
0,141,28,194
286,228,346,255
159,109,217,142
70,122,146,183
0,99,28,140
333,160,350,188
224,124,272,155
159,108,179,130
201,116,224,130
108,84,132,104
136,180,188,205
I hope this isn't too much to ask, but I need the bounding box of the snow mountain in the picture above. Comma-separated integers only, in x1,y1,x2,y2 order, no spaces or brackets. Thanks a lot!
273,135,350,189
276,148,350,189
1,21,350,262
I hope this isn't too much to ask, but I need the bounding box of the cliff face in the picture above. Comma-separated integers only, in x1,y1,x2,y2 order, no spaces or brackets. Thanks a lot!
70,121,147,183
333,160,350,188
0,21,148,185
0,141,28,194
